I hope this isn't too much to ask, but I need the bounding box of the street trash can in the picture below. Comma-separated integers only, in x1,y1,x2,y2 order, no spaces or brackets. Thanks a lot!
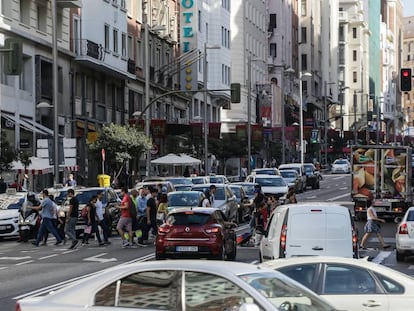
97,174,111,187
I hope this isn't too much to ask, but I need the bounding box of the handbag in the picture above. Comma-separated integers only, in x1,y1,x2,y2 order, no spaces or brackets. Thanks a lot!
84,225,92,234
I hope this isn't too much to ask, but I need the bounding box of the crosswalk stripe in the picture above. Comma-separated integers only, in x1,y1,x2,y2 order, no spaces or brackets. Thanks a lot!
372,251,392,264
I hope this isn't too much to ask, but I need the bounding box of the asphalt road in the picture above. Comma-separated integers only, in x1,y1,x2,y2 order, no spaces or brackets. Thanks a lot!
1,173,414,311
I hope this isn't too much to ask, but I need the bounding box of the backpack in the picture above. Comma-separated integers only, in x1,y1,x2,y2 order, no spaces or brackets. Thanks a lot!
128,196,137,219
80,206,88,218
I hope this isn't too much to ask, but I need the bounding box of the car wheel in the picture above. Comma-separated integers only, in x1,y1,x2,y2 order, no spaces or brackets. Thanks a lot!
216,245,226,260
226,240,237,261
258,251,263,263
396,250,406,262
155,252,165,260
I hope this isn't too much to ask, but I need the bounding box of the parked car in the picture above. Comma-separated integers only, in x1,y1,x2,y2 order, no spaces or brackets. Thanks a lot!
251,168,280,176
189,176,209,184
0,189,26,239
260,202,359,261
331,158,351,174
278,163,307,192
303,163,320,189
396,206,414,261
16,260,337,311
244,174,289,200
279,169,302,193
167,191,205,212
260,256,414,311
156,207,237,260
191,183,238,222
228,184,251,223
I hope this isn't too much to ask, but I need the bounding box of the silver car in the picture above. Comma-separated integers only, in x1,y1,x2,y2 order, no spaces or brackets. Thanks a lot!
17,260,337,311
331,159,351,174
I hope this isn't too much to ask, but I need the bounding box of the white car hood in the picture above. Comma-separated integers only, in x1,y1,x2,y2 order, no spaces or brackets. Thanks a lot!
0,209,19,219
261,185,288,194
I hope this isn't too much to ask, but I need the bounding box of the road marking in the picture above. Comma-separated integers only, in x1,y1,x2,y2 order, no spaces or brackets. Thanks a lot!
62,249,79,254
39,254,59,260
371,251,392,264
0,266,7,270
408,265,414,270
84,253,117,263
327,193,350,201
15,260,34,266
0,256,32,261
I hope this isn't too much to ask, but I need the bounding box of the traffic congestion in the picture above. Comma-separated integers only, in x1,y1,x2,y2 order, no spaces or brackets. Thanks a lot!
1,158,414,311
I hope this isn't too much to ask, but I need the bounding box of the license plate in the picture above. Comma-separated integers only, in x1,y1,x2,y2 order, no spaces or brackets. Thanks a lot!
76,225,86,230
0,225,6,230
176,246,198,252
19,225,29,230
375,207,386,212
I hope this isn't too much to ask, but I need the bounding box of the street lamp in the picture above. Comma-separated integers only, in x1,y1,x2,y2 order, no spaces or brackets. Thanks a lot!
299,72,312,167
323,81,336,168
281,67,295,164
51,0,59,186
203,42,221,176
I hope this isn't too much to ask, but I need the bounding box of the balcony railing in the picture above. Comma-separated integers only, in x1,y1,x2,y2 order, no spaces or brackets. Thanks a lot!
73,39,105,61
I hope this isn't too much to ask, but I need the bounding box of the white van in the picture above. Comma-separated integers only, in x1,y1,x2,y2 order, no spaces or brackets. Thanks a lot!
259,203,359,261
278,163,307,192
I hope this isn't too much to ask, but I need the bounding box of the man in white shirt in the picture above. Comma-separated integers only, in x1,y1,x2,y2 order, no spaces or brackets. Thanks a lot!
95,191,110,245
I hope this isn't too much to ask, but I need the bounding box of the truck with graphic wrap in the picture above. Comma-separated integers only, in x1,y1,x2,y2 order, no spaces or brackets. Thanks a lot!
351,145,413,221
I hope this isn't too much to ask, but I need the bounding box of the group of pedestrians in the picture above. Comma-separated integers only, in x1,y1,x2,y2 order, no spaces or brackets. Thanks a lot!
117,185,168,248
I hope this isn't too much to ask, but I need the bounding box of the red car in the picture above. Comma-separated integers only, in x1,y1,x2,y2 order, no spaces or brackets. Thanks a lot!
155,207,237,260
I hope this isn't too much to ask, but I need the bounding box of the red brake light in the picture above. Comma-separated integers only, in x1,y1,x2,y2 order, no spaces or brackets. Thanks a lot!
15,303,21,311
205,227,220,234
279,224,287,258
399,223,408,235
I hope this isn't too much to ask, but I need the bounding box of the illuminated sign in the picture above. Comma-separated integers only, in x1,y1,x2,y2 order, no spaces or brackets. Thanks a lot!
180,0,198,91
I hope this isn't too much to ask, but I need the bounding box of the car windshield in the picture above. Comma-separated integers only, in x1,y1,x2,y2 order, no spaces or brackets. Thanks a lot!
191,178,205,184
193,186,225,200
241,184,257,196
209,176,225,183
256,177,286,187
166,178,192,185
240,272,334,311
168,193,201,207
254,169,276,175
281,171,296,178
229,187,241,198
167,212,211,225
0,197,25,209
280,167,300,174
76,190,106,204
54,191,68,204
334,160,348,165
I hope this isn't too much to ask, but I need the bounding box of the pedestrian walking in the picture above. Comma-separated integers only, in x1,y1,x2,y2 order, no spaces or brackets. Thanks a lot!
117,187,133,248
286,188,297,204
82,195,104,246
65,188,79,249
144,187,158,241
209,185,217,207
43,195,60,245
31,190,63,247
95,190,111,245
360,200,390,249
202,190,212,207
136,187,148,246
253,201,266,247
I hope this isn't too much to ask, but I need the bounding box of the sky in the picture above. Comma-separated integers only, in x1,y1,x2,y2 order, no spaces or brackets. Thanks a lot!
403,0,414,17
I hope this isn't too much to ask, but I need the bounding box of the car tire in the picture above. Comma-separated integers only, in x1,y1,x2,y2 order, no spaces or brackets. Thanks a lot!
226,240,237,261
258,251,263,263
396,250,406,262
155,252,165,260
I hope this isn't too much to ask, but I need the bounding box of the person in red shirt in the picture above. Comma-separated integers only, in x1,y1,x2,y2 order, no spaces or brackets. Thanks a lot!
117,187,133,248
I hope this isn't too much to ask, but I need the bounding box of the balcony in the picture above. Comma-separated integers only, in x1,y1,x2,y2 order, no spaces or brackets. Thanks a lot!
73,39,104,61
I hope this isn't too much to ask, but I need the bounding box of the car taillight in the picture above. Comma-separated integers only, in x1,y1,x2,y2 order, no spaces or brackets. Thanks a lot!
399,223,408,235
279,224,287,258
352,227,358,254
15,303,21,311
393,207,403,213
205,227,220,234
158,225,170,234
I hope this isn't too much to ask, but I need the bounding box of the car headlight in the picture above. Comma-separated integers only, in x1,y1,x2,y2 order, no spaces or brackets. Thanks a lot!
25,213,36,223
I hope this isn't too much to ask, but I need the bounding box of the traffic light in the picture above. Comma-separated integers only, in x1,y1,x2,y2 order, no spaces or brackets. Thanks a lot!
400,68,412,92
230,83,241,103
3,38,23,75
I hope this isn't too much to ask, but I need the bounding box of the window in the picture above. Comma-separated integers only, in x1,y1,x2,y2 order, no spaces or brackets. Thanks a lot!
323,264,376,295
269,43,277,57
353,50,357,61
127,35,133,59
20,0,31,24
374,272,405,293
301,54,307,71
113,29,119,54
136,40,143,67
278,264,317,289
301,0,307,16
353,71,357,83
269,14,276,30
37,4,47,32
121,33,127,58
104,25,110,51
301,27,307,43
352,27,357,39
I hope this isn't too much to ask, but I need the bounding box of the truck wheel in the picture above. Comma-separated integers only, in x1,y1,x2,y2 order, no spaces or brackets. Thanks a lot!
396,250,405,262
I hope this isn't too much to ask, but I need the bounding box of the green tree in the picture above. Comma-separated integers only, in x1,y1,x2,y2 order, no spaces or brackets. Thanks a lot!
90,123,152,177
0,133,18,173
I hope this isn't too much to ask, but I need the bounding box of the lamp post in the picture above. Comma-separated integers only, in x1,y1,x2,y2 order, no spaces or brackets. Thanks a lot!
203,42,221,176
51,0,59,186
323,81,335,168
281,67,295,164
299,72,312,167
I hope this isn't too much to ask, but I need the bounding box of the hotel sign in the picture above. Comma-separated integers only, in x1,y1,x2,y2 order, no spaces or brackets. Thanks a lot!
180,0,198,91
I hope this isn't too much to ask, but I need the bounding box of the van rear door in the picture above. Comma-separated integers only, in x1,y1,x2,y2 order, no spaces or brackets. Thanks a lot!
286,205,353,258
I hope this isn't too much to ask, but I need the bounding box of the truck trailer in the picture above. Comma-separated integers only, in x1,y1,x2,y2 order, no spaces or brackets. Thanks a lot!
351,145,413,221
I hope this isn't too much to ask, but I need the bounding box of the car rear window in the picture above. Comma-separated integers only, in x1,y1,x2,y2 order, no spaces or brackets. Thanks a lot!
256,177,286,187
168,212,211,225
407,211,414,221
168,193,201,207
281,172,295,178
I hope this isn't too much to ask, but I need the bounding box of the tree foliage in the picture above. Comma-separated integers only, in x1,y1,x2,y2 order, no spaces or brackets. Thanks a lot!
0,133,18,173
90,123,152,171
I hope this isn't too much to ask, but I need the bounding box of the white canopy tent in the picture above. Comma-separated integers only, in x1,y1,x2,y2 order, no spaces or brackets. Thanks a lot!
151,153,201,176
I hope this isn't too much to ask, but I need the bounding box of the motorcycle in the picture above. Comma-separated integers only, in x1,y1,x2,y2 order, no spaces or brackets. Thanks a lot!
18,195,41,242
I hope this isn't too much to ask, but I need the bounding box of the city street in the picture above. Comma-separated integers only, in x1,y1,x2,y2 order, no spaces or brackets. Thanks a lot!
1,173,414,311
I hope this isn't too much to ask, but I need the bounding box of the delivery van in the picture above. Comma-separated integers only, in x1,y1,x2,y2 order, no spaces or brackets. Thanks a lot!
259,203,359,261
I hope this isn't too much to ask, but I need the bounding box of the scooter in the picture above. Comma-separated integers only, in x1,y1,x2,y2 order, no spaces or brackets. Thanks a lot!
18,195,41,242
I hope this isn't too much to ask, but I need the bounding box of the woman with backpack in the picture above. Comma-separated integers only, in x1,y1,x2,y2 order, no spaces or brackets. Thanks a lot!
82,195,104,246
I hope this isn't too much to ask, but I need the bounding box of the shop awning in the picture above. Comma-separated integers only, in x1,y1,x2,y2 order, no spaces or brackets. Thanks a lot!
11,157,53,175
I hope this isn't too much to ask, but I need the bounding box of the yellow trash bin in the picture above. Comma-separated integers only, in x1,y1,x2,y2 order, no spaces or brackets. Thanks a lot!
97,174,111,187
